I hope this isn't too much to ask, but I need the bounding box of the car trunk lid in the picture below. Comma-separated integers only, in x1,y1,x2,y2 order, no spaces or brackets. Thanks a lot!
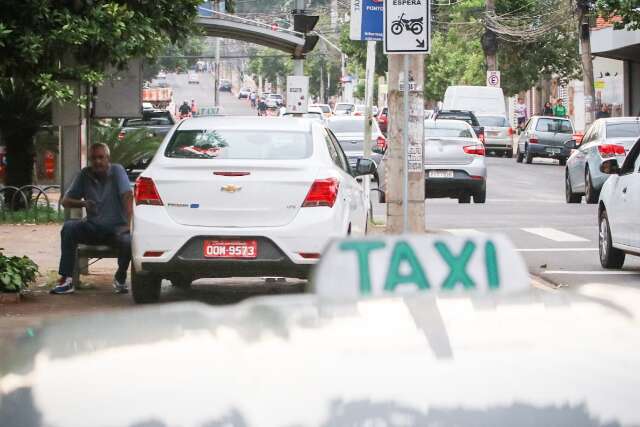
425,137,475,165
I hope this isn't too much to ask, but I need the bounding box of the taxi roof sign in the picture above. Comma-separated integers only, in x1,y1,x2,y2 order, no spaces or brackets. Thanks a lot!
311,234,529,299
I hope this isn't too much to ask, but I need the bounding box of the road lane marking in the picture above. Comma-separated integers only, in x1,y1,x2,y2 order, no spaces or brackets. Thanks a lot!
517,248,598,252
543,270,640,275
521,227,589,242
444,228,484,235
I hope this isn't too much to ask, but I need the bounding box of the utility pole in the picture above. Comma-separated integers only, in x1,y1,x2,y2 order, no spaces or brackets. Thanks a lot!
363,40,377,223
483,0,498,72
576,0,595,126
386,55,425,233
293,0,305,76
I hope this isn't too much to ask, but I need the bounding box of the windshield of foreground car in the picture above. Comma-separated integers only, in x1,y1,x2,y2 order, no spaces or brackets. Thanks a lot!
165,130,312,159
606,121,640,138
477,116,509,127
535,118,573,133
327,119,375,134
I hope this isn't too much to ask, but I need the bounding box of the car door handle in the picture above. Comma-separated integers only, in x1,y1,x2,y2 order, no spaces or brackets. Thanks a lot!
622,187,627,194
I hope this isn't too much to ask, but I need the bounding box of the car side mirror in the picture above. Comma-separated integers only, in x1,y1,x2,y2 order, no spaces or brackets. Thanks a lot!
354,158,377,177
564,139,577,150
600,159,620,175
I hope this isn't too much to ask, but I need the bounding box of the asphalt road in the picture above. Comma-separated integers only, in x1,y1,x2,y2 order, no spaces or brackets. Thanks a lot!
372,156,640,290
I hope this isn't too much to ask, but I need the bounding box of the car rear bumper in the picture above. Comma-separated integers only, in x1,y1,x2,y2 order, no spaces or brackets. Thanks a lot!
527,144,571,159
425,172,486,198
484,136,513,150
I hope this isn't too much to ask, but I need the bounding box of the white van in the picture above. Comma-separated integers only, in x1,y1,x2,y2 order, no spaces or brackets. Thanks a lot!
443,86,507,116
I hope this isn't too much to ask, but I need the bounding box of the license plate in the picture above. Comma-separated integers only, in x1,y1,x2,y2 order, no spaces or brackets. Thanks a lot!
547,148,561,154
429,170,454,178
203,240,258,259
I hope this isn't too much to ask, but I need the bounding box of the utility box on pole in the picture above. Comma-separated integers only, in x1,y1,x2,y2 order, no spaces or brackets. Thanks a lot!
286,76,309,113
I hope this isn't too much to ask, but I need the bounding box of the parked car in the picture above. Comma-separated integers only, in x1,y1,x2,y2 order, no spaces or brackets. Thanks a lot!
597,136,640,268
131,117,374,303
238,88,251,99
188,72,199,85
432,110,485,143
352,105,378,117
218,79,232,92
378,119,486,204
282,111,325,124
119,110,175,141
326,116,386,180
266,93,284,108
476,114,514,157
310,103,332,119
516,116,574,165
566,117,640,204
333,102,355,116
377,106,389,133
443,85,507,117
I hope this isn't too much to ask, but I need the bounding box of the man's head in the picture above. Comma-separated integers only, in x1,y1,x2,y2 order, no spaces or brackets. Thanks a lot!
89,143,110,175
557,98,563,105
518,97,524,103
602,104,609,111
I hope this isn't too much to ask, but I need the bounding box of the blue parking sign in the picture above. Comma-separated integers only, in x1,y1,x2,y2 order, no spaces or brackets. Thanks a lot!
350,0,384,41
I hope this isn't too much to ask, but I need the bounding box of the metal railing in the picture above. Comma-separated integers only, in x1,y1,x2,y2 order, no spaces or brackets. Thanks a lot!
0,185,62,223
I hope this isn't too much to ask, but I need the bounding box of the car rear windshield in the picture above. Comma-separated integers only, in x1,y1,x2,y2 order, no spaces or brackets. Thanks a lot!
535,118,573,134
335,104,353,111
606,122,640,138
436,113,474,125
328,119,369,133
315,105,330,113
165,130,312,160
425,121,474,138
123,112,174,127
477,116,509,127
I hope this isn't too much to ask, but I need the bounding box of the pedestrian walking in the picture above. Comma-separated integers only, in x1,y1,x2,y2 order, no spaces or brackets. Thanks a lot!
596,104,611,119
190,99,197,115
257,98,267,116
250,91,256,108
178,101,191,119
543,101,554,116
553,98,568,118
515,97,528,130
51,143,133,295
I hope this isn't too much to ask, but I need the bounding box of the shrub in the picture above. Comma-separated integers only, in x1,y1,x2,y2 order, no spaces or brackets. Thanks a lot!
0,251,39,293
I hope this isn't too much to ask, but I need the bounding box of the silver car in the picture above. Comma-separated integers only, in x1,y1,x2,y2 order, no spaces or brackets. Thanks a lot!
476,114,514,157
565,117,640,204
326,116,386,179
378,119,487,203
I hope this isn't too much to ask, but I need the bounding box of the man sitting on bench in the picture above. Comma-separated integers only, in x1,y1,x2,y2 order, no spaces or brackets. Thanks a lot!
51,143,133,295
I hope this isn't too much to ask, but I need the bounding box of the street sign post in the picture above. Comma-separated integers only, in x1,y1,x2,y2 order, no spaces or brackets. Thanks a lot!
486,70,501,88
286,76,309,113
384,0,430,54
350,0,384,41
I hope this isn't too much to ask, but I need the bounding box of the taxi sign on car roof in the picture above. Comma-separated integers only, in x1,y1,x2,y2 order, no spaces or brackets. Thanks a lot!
311,234,529,299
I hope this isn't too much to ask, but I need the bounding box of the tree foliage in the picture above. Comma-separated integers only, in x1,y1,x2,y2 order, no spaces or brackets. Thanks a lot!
596,0,640,30
339,26,388,77
247,48,292,90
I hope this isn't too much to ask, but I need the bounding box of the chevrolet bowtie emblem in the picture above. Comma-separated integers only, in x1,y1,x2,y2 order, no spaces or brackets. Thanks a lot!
220,184,242,193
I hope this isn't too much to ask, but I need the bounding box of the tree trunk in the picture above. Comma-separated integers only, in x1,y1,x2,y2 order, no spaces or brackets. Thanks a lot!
2,130,36,209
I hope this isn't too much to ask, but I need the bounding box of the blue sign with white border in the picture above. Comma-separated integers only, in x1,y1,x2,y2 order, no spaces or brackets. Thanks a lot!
350,0,384,41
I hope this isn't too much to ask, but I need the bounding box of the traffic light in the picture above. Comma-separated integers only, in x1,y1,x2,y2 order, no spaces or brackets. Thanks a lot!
293,13,319,34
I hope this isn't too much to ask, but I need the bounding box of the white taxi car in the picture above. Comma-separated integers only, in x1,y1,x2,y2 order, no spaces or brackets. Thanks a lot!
598,136,640,268
131,117,374,303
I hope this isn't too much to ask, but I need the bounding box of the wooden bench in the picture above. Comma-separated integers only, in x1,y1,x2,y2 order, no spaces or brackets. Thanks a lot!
72,244,120,286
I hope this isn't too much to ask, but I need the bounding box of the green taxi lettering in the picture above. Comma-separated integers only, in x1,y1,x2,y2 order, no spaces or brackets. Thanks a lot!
435,240,476,290
339,240,386,295
485,241,500,288
384,241,430,292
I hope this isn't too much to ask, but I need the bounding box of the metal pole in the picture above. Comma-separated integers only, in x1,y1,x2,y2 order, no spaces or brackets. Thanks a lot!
293,0,305,76
363,41,376,226
402,54,409,233
214,37,221,106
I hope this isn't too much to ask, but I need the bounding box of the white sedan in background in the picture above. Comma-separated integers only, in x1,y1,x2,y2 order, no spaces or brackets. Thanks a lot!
598,136,640,269
131,117,374,303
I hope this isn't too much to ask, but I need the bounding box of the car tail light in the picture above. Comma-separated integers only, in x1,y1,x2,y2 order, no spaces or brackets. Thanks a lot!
302,178,339,208
598,144,626,158
143,251,164,257
135,177,163,206
118,131,126,141
214,171,250,176
376,135,387,149
529,136,539,144
463,145,486,156
354,112,362,116
298,252,321,259
508,128,515,136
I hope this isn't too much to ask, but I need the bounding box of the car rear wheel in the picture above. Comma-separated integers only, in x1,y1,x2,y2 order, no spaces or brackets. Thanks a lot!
131,266,162,304
473,188,486,203
585,168,599,204
516,146,524,163
525,148,533,164
458,193,471,204
599,210,625,269
565,171,581,203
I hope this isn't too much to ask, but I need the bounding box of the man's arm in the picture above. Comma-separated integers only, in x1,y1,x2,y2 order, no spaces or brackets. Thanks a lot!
61,171,93,211
114,164,134,229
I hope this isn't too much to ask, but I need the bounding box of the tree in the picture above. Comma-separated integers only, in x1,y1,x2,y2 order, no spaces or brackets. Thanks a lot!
0,0,201,196
596,0,640,29
247,48,292,91
143,38,206,81
304,51,342,102
339,27,388,77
